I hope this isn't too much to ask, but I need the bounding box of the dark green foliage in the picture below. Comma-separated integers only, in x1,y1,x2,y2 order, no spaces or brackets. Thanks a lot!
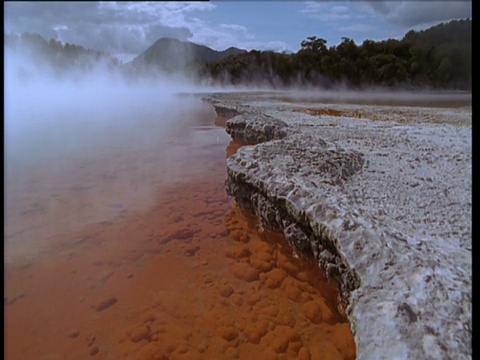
5,18,470,89
203,18,471,89
5,32,119,74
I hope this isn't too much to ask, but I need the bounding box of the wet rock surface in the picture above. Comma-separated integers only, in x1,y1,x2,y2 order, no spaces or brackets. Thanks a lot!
205,92,472,360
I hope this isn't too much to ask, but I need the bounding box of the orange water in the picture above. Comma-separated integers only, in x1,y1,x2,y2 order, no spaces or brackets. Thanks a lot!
4,99,355,360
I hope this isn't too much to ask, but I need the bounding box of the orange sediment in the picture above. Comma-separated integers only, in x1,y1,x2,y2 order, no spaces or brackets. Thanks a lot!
5,120,356,359
293,107,366,119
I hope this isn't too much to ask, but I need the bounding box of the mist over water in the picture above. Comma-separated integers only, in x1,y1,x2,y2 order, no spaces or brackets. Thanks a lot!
5,46,358,360
7,52,196,163
4,47,228,261
4,42,471,262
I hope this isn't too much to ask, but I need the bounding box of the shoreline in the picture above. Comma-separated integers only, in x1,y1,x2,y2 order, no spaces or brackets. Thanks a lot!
5,98,357,359
204,91,472,360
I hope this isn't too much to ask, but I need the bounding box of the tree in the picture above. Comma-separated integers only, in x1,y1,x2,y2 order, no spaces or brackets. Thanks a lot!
202,18,471,89
435,57,452,85
300,36,327,54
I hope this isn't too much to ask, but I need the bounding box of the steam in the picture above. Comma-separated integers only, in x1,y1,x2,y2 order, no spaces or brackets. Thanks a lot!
3,33,273,256
4,42,226,256
4,35,471,251
4,41,213,168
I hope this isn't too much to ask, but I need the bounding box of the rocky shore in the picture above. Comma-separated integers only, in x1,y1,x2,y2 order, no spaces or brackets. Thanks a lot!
205,92,472,360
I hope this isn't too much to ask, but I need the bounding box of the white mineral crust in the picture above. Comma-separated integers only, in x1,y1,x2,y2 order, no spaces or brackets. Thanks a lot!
206,92,471,360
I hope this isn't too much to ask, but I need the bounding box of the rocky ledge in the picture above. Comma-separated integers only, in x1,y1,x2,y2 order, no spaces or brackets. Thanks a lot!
225,112,289,145
204,93,472,360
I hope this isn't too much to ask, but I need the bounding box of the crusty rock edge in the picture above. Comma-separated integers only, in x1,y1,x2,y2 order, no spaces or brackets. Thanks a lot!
224,139,364,305
205,96,472,360
208,100,363,305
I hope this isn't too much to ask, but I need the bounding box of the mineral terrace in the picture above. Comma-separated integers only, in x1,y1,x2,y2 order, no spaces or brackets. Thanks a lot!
204,92,472,360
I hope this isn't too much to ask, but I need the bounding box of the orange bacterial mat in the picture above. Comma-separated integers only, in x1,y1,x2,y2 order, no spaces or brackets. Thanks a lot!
5,102,356,360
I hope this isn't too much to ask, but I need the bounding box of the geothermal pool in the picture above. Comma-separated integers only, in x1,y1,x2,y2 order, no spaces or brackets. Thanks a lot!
4,95,355,359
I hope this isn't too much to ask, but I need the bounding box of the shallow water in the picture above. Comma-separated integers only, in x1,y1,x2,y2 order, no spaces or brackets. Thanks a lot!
4,95,355,359
240,90,472,108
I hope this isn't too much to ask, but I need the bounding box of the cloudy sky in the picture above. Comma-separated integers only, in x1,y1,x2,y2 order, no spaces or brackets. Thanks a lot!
4,1,472,62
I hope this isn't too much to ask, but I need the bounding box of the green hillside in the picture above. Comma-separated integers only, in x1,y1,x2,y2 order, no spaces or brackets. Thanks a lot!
5,32,120,74
5,19,471,89
202,18,472,89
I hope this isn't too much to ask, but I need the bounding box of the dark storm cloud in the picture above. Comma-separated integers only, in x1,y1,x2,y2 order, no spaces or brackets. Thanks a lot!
368,1,471,27
4,2,202,61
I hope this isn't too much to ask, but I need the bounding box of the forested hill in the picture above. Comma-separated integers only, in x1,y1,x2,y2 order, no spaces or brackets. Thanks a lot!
201,18,472,90
403,18,471,47
130,37,246,74
5,32,120,77
5,18,471,89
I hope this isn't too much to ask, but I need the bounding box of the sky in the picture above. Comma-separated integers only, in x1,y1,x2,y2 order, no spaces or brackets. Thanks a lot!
4,1,472,63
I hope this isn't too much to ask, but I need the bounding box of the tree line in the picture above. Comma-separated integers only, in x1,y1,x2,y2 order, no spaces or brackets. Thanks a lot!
5,32,120,75
201,19,471,90
5,18,471,89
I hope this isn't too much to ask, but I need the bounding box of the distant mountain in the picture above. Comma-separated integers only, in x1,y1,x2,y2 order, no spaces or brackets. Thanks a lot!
6,18,470,89
129,37,246,73
4,32,246,80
